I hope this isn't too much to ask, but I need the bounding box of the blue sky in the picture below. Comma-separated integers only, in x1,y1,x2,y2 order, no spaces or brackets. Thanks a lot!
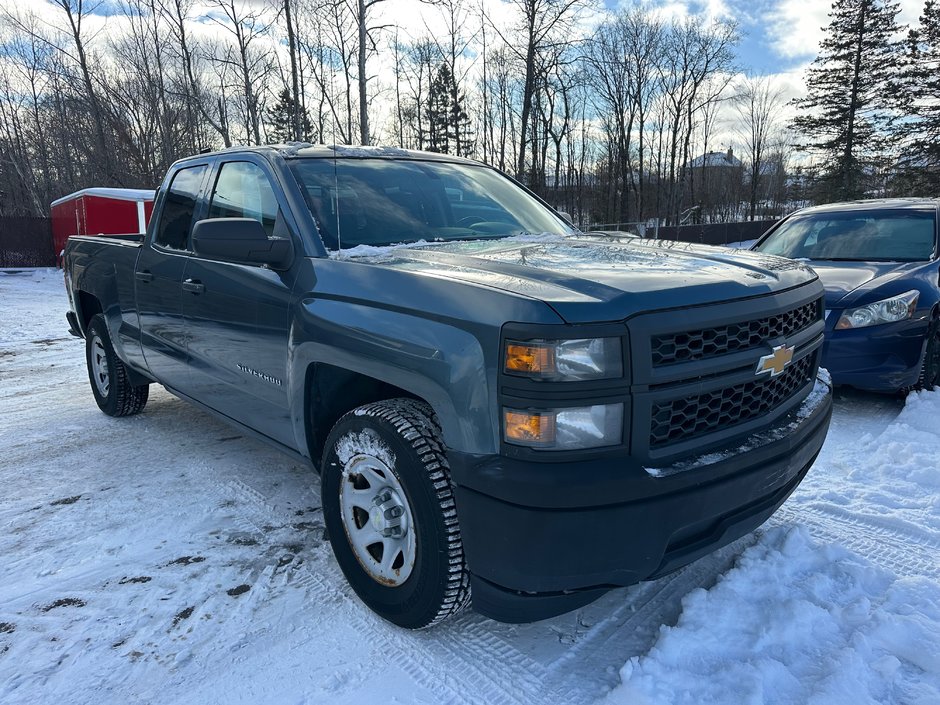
601,0,927,76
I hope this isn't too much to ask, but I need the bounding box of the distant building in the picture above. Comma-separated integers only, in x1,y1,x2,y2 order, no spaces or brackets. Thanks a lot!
687,147,743,170
686,147,744,222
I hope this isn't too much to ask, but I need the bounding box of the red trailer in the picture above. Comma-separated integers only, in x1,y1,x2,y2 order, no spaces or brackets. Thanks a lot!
51,188,156,259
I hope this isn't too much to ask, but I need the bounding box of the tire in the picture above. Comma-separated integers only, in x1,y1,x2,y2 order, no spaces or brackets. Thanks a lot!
320,398,471,629
915,314,940,391
85,314,150,417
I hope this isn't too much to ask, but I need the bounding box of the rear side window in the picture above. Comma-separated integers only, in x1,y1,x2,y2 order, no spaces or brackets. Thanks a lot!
208,161,279,237
154,165,207,250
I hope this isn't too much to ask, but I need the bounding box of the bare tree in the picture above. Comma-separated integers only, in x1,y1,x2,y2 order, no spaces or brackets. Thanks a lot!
352,0,390,144
207,0,276,146
161,0,232,147
297,0,358,144
485,0,584,183
734,75,786,220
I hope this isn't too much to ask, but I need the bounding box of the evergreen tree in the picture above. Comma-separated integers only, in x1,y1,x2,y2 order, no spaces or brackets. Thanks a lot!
792,0,902,202
425,64,474,157
894,0,940,192
266,87,314,144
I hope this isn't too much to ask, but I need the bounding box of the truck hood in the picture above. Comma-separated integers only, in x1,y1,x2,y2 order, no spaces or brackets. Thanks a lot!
348,235,818,323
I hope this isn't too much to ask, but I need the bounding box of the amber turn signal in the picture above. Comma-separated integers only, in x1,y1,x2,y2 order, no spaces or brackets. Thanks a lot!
503,409,556,446
504,342,554,375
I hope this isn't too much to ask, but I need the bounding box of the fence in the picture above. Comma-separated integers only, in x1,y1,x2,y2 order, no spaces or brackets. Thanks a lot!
0,217,55,268
585,219,777,246
654,220,777,246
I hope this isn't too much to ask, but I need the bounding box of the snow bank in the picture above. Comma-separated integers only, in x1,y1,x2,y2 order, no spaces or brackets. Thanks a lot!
605,389,940,705
815,389,940,538
602,526,940,705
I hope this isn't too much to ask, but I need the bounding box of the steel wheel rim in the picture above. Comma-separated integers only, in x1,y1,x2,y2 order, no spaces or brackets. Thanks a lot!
90,335,110,397
338,453,417,587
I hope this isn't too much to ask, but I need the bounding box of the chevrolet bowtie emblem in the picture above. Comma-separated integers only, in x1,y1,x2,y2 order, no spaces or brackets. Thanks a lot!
756,344,795,377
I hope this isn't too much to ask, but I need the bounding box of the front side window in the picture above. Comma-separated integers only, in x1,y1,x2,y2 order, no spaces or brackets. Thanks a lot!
289,158,573,250
208,161,279,237
756,209,937,262
154,165,207,250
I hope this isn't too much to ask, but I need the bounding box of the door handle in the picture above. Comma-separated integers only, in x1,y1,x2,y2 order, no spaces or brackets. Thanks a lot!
182,279,205,294
136,271,153,283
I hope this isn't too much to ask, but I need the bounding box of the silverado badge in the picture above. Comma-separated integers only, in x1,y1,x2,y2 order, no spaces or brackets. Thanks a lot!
756,345,795,378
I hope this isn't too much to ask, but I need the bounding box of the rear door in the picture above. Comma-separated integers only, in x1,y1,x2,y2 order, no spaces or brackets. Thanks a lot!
136,162,211,392
180,156,298,447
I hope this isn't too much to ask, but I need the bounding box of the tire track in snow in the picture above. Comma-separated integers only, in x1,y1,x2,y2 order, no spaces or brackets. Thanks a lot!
227,460,751,705
217,475,548,705
774,504,940,580
539,535,756,705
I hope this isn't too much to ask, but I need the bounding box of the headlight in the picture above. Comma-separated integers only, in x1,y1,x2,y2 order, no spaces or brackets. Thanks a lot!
835,290,919,330
504,338,622,381
503,403,624,450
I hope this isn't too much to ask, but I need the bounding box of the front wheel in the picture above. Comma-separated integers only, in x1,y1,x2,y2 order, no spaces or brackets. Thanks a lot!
915,315,940,391
85,314,149,417
320,399,470,629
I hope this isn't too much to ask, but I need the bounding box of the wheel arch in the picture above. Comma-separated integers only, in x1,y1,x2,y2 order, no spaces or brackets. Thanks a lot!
289,302,498,462
303,363,426,468
75,290,103,333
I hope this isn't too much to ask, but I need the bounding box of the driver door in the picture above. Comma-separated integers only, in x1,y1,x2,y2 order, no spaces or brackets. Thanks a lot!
181,158,298,447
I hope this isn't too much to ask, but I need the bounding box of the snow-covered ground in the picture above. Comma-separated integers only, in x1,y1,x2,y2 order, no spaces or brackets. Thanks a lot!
1,269,938,705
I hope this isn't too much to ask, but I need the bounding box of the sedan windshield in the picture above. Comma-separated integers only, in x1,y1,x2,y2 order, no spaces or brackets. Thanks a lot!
289,158,573,250
755,208,937,262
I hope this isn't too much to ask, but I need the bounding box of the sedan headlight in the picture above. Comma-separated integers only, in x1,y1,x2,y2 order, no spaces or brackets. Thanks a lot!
835,290,919,330
503,403,624,450
504,338,622,381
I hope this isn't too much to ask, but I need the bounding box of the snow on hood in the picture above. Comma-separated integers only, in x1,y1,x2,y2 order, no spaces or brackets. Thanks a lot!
334,234,819,324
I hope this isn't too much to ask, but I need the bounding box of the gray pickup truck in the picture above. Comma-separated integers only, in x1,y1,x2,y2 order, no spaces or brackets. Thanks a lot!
64,145,832,628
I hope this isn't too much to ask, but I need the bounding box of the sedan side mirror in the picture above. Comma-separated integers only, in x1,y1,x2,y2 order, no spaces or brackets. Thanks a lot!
192,218,293,269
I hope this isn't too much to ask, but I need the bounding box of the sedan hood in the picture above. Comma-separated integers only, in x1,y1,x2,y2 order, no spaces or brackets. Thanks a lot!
808,261,914,308
348,235,819,323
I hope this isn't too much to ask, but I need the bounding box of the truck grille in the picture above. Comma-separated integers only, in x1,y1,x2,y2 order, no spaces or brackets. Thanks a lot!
649,353,815,448
651,299,820,367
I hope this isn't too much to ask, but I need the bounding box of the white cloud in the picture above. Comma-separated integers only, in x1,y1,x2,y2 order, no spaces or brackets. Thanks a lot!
632,0,734,23
767,0,925,61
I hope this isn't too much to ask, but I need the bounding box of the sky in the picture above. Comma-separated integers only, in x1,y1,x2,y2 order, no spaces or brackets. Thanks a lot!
0,0,933,155
652,0,927,74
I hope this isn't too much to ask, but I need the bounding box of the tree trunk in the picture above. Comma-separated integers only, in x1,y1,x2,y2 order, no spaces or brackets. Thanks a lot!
284,0,302,141
358,0,369,145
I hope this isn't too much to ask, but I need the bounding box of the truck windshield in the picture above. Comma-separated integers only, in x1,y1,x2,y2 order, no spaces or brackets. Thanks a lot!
755,209,937,262
289,158,573,250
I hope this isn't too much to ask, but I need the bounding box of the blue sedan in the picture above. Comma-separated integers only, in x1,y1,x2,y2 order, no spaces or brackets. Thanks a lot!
752,199,940,393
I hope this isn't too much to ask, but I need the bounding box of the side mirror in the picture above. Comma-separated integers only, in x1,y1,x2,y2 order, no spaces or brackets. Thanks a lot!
558,211,574,225
192,218,293,269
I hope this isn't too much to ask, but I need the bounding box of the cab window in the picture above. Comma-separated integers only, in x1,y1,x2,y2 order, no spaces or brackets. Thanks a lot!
154,165,207,250
208,161,279,237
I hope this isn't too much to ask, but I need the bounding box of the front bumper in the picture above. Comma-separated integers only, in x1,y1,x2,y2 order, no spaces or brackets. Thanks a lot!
449,372,833,623
823,314,929,392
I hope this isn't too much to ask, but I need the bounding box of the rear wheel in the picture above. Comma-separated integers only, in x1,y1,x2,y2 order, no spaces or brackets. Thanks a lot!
320,399,470,629
915,315,940,391
85,314,149,416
